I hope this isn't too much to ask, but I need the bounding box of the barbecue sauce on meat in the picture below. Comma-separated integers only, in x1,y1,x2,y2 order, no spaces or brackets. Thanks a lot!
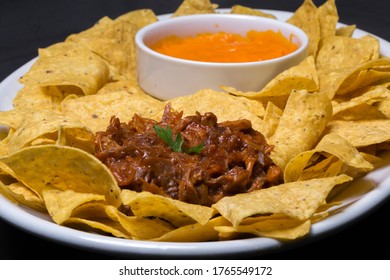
94,105,282,206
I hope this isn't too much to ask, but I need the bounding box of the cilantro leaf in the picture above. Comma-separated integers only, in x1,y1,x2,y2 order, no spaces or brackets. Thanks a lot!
153,125,183,152
171,130,184,152
185,143,205,154
153,125,203,154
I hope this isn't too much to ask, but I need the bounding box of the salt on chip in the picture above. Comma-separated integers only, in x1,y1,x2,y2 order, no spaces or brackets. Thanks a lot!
213,174,352,227
269,89,333,171
0,145,122,207
121,190,215,227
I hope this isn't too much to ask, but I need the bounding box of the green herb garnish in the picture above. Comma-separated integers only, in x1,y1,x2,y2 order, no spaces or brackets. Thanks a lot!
153,125,204,154
185,142,205,154
153,125,183,152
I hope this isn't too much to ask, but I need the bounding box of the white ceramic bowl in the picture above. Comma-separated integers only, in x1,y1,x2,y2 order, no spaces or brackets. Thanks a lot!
135,14,308,100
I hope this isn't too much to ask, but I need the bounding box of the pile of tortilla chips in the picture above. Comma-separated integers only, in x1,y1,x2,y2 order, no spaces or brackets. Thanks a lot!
0,0,389,242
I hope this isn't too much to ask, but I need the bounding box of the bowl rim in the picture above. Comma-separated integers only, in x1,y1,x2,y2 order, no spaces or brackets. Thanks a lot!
135,13,309,67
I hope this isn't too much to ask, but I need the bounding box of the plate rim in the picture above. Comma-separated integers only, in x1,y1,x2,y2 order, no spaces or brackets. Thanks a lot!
1,9,390,257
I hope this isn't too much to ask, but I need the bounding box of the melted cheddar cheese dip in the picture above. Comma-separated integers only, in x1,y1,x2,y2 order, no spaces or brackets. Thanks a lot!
150,30,298,63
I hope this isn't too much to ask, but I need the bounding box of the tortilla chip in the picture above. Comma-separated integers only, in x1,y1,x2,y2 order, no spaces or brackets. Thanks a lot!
65,216,130,239
261,102,283,141
317,0,338,42
121,190,215,227
326,119,390,148
95,79,140,95
19,44,109,95
316,35,380,73
269,90,333,170
115,9,158,30
230,5,277,19
60,90,164,133
0,0,388,244
173,0,217,17
223,56,318,100
0,109,94,155
319,58,390,99
336,25,356,37
213,174,352,226
332,85,390,116
284,133,374,182
105,205,174,240
287,0,321,57
42,188,105,224
0,181,46,212
376,99,390,119
163,89,264,131
66,20,138,82
216,215,311,240
153,216,230,242
0,145,121,207
12,84,69,111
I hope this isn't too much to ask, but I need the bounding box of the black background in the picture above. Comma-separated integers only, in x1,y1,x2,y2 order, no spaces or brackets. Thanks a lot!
0,0,389,260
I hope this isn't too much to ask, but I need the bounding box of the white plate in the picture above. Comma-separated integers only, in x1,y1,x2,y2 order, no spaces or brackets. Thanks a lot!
1,10,390,257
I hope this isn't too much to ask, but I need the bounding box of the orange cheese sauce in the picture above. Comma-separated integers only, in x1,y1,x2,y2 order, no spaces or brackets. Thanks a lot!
150,30,299,63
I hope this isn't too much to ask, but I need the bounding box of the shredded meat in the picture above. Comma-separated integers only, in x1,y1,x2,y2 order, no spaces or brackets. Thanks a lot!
94,104,282,206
